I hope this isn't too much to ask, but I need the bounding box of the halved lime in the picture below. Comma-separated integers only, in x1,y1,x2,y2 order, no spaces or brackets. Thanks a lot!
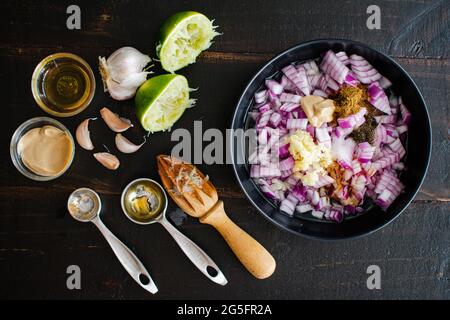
157,11,219,73
135,74,192,132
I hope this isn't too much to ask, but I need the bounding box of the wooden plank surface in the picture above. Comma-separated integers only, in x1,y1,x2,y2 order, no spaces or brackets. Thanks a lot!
1,0,448,57
0,0,449,299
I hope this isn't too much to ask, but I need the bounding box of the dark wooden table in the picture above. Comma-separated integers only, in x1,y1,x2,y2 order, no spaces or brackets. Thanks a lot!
1,0,449,300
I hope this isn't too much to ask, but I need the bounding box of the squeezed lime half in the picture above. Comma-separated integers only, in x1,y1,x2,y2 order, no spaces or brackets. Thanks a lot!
157,11,219,73
135,74,193,132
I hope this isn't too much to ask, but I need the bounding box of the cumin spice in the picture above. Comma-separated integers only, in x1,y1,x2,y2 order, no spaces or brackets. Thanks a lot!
332,85,369,120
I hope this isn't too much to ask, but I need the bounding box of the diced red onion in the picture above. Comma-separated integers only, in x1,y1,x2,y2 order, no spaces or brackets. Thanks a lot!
396,124,408,135
344,73,359,87
355,142,376,163
278,143,290,158
302,60,320,75
314,174,334,188
312,89,328,98
286,118,308,130
379,76,392,89
399,103,412,125
320,50,350,84
280,92,302,104
269,112,282,127
315,127,331,147
282,65,311,96
254,90,268,104
258,103,271,113
279,102,300,112
368,82,391,114
280,197,296,215
265,79,283,95
389,138,406,158
311,210,325,219
336,51,350,65
296,204,313,213
279,156,295,171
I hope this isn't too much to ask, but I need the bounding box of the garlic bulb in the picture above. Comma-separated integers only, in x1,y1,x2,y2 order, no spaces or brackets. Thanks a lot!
76,118,96,150
93,152,120,170
99,47,152,101
100,107,133,132
115,134,146,154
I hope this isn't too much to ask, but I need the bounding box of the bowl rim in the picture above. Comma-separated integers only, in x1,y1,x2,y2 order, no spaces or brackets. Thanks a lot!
229,38,432,240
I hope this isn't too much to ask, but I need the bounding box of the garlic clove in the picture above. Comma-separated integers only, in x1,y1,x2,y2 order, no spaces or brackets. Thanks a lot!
93,152,120,170
100,107,133,132
115,133,146,154
75,118,96,150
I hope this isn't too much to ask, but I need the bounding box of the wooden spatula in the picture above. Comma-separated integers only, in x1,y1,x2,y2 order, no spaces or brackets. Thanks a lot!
157,155,276,279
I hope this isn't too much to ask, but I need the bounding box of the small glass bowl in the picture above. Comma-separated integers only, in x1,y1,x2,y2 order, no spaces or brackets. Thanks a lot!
10,117,75,181
31,53,96,117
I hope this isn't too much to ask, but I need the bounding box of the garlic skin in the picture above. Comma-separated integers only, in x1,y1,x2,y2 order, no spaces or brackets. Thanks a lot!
115,134,146,154
76,118,96,150
93,152,120,170
100,107,133,133
99,47,152,101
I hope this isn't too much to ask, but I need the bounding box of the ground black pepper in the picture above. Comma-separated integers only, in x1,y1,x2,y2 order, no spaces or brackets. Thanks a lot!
351,114,377,144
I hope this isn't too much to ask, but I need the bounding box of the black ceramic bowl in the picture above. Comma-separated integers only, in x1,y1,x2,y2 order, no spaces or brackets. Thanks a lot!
229,39,431,240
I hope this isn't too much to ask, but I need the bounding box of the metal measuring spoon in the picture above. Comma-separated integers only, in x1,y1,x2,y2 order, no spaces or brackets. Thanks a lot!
67,188,158,294
121,178,228,286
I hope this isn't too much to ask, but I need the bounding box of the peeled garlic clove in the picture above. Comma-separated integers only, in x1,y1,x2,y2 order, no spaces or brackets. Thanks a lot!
115,133,146,154
76,118,96,150
93,152,120,170
100,107,133,132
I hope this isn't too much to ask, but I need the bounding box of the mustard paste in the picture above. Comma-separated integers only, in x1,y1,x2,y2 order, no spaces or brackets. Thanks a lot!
18,125,72,176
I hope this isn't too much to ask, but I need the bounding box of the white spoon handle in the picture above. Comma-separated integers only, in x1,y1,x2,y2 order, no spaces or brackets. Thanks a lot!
92,217,158,294
159,218,228,286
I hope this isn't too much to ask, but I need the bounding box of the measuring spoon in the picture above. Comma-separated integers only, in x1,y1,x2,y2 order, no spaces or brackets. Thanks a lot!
67,187,158,294
121,178,228,286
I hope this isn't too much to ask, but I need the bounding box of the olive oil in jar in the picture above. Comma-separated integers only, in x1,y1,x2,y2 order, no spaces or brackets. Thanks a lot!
32,53,95,117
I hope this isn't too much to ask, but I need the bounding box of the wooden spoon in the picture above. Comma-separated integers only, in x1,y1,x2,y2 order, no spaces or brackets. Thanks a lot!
157,155,276,279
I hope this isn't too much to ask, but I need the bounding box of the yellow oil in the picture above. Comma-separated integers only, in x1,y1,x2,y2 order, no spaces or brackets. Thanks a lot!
123,181,165,223
42,62,91,113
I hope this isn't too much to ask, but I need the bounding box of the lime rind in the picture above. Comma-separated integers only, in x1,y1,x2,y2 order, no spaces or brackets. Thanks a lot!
135,74,194,133
157,11,220,73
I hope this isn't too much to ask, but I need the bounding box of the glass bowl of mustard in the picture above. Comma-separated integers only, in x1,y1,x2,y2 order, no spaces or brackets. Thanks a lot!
10,117,75,181
31,53,96,117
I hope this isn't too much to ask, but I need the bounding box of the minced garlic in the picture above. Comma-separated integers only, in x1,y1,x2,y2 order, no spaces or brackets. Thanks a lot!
289,129,332,186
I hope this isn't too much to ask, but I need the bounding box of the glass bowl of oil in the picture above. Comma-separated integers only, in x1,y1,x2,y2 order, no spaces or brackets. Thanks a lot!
31,53,96,117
